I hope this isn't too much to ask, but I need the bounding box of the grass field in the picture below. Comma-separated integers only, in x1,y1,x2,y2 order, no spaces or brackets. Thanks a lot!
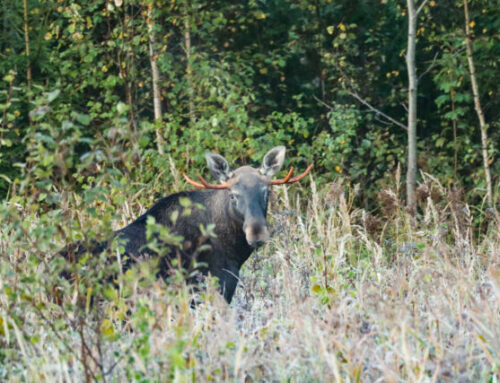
1,175,499,382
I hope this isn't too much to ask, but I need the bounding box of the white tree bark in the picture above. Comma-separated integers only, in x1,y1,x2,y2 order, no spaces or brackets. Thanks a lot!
463,0,494,207
147,5,164,154
23,0,31,91
184,12,195,125
406,0,418,215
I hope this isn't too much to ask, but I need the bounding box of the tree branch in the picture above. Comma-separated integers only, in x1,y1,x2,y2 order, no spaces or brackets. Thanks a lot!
147,4,165,154
418,51,439,81
344,92,407,131
312,94,334,110
416,0,430,15
331,65,408,131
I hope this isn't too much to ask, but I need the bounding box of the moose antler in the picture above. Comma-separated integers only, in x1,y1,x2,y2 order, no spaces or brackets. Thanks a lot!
269,167,294,185
183,173,231,189
270,164,314,185
184,163,313,189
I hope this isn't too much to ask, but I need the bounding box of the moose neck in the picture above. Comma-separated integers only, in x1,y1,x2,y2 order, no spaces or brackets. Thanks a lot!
204,189,256,265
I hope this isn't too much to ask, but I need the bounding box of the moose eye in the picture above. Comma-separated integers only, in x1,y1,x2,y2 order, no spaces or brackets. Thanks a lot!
230,193,238,201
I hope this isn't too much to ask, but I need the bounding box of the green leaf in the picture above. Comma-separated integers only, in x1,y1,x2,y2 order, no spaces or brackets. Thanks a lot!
46,89,60,103
139,136,150,147
76,113,91,126
0,138,12,147
179,197,191,207
435,137,446,148
116,102,128,115
170,210,179,223
100,319,116,340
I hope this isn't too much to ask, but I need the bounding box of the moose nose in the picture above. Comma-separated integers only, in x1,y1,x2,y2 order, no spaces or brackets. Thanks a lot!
250,223,263,236
244,220,269,248
248,239,266,248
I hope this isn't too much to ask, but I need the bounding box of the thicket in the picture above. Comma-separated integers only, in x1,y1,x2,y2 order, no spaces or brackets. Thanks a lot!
1,0,498,208
0,0,499,381
1,177,499,381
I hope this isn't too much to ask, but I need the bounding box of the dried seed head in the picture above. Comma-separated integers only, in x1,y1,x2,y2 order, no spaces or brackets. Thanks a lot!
416,183,430,203
361,210,381,237
377,189,399,217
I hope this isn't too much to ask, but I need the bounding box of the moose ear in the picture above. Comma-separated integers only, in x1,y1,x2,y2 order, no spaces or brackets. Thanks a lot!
205,153,233,182
260,146,286,177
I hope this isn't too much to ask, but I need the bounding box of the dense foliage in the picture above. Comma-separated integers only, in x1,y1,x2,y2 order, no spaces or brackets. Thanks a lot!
1,0,498,207
0,1,499,381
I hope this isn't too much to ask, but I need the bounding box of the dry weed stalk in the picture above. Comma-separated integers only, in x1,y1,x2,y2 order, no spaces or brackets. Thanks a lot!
0,176,498,382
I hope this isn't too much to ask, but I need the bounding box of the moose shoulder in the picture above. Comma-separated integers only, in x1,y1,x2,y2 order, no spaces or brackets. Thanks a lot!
65,147,312,303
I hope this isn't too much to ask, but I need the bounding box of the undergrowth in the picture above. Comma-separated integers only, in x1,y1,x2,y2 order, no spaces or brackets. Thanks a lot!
0,172,499,382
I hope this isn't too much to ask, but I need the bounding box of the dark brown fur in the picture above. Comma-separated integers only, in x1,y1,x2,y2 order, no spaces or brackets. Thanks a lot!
62,147,288,303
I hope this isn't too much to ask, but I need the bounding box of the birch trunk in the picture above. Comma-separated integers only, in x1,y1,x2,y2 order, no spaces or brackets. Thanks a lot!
184,8,195,125
406,0,418,215
23,0,33,127
23,0,31,91
463,0,494,207
450,90,458,179
147,5,165,154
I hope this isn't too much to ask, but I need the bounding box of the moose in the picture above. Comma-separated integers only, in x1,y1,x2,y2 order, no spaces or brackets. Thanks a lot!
64,146,312,303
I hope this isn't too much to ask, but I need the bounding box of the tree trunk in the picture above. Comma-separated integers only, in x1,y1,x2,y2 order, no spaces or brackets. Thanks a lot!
23,0,33,127
450,90,458,179
147,5,164,155
463,0,494,207
406,0,418,215
125,82,138,133
184,6,195,125
23,0,31,91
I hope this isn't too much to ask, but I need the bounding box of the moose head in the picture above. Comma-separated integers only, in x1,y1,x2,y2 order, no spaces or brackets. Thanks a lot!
183,146,313,248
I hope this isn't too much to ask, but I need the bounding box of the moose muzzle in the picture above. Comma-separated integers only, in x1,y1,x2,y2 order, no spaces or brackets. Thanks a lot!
243,219,270,248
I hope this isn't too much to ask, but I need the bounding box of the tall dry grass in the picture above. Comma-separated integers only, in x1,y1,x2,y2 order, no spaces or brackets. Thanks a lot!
0,174,499,382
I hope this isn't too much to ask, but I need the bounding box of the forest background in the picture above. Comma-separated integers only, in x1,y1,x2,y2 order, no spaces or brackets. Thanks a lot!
0,0,499,381
1,0,498,209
